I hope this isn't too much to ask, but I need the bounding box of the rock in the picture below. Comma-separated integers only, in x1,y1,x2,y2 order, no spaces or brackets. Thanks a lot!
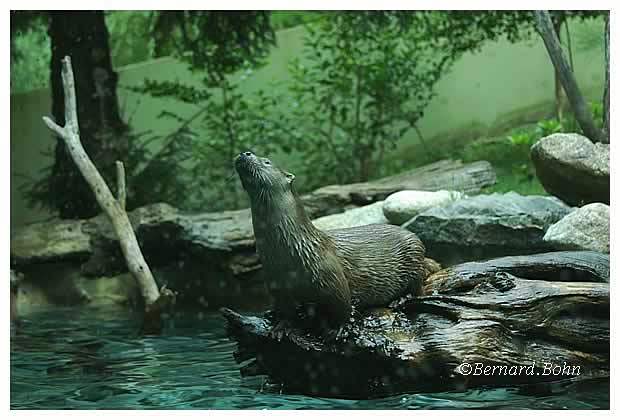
531,133,609,206
544,203,610,253
382,190,465,225
404,192,572,264
10,219,92,264
222,251,609,398
312,201,388,230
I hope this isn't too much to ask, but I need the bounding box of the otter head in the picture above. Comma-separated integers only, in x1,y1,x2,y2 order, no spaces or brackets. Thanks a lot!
235,151,296,200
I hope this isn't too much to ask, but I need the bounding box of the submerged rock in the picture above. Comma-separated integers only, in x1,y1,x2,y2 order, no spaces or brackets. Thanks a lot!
404,192,572,264
544,203,610,253
531,133,609,206
382,190,465,225
312,201,388,230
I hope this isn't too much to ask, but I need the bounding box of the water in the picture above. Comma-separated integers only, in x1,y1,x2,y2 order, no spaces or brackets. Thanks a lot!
11,306,609,410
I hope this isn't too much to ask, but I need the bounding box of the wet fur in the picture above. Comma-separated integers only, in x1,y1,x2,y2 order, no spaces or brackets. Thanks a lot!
235,153,434,328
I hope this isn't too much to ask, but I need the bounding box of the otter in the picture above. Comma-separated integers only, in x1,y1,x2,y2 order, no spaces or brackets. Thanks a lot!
235,151,438,338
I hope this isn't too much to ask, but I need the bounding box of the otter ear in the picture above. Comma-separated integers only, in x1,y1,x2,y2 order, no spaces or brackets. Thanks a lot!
285,172,295,183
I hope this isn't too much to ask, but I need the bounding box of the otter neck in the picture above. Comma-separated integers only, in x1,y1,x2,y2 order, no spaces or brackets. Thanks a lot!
250,188,329,268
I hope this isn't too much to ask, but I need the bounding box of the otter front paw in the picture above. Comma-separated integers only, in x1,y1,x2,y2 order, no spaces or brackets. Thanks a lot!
323,323,355,343
268,320,295,341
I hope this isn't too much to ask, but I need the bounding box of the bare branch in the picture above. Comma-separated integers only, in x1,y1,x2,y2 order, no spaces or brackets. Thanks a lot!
42,56,174,331
42,116,65,138
116,161,126,210
60,56,79,135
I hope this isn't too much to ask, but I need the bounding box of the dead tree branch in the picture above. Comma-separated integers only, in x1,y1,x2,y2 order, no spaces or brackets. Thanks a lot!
42,56,175,333
116,161,126,210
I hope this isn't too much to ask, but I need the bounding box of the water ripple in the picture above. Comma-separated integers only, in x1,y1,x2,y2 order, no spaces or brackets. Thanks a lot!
10,307,609,409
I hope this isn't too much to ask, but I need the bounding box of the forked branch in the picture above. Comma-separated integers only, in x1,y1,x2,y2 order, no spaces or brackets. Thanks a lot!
42,56,175,333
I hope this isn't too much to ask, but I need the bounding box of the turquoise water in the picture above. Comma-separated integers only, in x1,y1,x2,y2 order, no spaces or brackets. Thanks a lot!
11,306,609,410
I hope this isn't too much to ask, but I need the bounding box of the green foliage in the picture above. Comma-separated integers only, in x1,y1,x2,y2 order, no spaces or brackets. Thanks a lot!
425,10,604,50
589,101,604,125
534,118,564,138
10,13,49,93
105,11,154,68
284,12,456,187
459,101,605,196
460,131,542,196
507,132,536,147
151,11,275,77
270,11,322,30
537,101,605,135
573,15,607,52
133,11,282,211
10,10,608,213
133,78,291,211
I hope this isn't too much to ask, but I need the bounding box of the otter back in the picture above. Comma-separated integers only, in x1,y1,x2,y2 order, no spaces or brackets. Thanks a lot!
327,223,427,308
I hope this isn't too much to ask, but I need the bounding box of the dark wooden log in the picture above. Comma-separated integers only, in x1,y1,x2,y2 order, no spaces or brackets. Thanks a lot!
221,251,609,399
422,251,609,295
11,159,496,279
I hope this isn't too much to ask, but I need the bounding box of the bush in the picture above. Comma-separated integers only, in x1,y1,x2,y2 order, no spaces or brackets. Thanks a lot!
284,12,457,189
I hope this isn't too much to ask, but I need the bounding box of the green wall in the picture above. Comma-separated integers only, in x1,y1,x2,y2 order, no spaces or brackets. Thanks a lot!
10,19,605,228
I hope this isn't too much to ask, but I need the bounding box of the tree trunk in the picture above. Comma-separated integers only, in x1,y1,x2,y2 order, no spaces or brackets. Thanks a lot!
553,18,568,120
48,11,128,219
534,11,605,143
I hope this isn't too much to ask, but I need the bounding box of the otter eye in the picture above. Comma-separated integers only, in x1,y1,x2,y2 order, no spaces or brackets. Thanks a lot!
264,160,271,166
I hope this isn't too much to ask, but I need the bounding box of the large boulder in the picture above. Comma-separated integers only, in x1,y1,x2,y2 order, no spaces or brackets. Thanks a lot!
544,203,610,253
531,133,609,206
404,192,572,264
312,201,388,231
382,190,465,225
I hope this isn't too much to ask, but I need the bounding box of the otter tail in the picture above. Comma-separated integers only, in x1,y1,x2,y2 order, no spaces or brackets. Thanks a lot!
423,257,442,278
415,257,442,297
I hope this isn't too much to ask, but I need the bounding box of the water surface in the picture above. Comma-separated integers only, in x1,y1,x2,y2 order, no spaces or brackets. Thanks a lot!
10,306,609,409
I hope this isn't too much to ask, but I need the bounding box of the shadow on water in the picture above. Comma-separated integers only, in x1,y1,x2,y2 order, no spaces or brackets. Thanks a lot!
10,305,609,409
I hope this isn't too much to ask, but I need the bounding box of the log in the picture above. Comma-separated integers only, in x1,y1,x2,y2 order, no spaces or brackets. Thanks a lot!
11,159,496,279
221,251,609,398
41,56,174,333
302,159,496,215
